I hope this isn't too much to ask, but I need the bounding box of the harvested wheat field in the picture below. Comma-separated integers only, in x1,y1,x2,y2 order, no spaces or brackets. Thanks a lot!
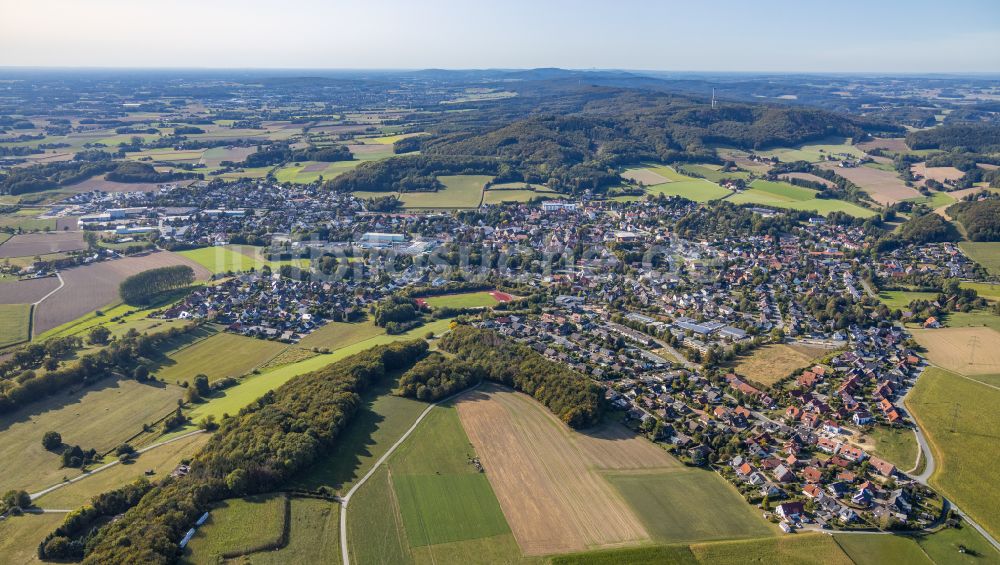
455,384,677,555
818,161,920,205
911,327,1000,376
912,162,964,183
621,168,669,186
856,137,910,153
779,172,835,189
62,175,196,193
0,276,61,304
0,231,85,258
32,252,211,335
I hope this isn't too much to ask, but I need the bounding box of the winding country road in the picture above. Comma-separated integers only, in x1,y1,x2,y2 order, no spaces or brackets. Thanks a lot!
339,384,479,565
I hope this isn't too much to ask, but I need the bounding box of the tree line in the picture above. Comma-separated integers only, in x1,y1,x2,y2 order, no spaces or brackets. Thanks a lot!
80,340,428,564
436,325,604,428
947,199,1000,242
119,265,196,305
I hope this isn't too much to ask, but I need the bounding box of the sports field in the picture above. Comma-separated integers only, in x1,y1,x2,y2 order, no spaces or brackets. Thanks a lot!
0,379,184,493
0,303,31,349
178,245,309,274
153,331,289,383
960,242,1000,276
399,175,492,209
731,343,828,387
182,493,288,564
728,180,876,217
910,326,1000,375
906,367,1000,540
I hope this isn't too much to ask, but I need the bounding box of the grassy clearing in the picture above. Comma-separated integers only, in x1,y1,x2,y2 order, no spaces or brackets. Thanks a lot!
181,494,288,564
833,534,932,565
274,160,359,183
297,320,386,351
399,175,492,209
551,544,698,565
731,343,826,387
647,180,731,202
482,187,560,205
178,245,308,274
905,190,955,209
689,534,853,565
916,523,1000,564
291,368,427,494
0,512,64,564
864,426,918,470
756,137,864,163
606,469,775,544
878,290,939,311
153,331,288,384
944,310,1000,333
394,473,509,546
677,164,752,182
35,431,209,509
0,379,183,493
423,291,499,309
728,180,876,218
906,367,1000,540
0,303,31,348
248,498,341,564
959,242,1000,276
347,465,413,564
960,282,1000,302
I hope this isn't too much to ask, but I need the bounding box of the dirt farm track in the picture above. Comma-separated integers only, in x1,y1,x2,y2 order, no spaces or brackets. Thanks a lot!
31,252,211,336
455,384,678,555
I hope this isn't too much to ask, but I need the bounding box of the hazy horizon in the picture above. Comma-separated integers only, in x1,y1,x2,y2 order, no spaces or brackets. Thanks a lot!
2,0,999,73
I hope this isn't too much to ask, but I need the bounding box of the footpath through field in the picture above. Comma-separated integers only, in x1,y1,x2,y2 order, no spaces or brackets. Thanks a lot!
338,384,480,565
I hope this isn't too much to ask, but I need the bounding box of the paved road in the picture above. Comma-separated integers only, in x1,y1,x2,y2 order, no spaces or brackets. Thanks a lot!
30,429,206,501
339,385,480,565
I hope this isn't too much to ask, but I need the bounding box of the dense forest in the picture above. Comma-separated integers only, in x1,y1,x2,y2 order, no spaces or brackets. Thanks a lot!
948,199,1000,241
395,352,482,401
0,160,115,195
81,340,428,564
896,212,960,244
327,88,898,196
906,124,1000,153
119,265,196,305
437,325,604,428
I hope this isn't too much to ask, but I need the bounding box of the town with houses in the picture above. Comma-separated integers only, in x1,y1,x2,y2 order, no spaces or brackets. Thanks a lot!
2,176,993,536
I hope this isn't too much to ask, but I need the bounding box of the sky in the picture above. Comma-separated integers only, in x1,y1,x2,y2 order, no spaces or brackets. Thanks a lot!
2,0,999,73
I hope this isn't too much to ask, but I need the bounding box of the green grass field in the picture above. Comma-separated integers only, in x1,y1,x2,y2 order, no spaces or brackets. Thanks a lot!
171,319,455,437
0,214,56,231
153,331,289,383
35,432,209,509
647,180,731,202
247,498,341,564
864,425,918,471
832,534,931,565
0,379,184,493
960,282,1000,302
677,164,752,182
689,534,853,565
755,137,864,163
959,242,1000,276
348,402,519,564
0,303,31,349
907,367,1000,541
878,290,939,312
728,180,877,218
482,185,560,205
423,291,499,309
178,245,308,274
181,494,288,564
0,512,64,564
552,544,698,565
605,469,774,544
394,473,509,546
399,175,492,209
297,320,386,351
292,369,427,494
274,160,359,184
905,190,955,209
835,526,1000,565
943,310,1000,333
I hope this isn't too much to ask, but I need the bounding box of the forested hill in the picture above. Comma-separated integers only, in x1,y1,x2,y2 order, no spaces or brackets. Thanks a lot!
328,86,900,195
